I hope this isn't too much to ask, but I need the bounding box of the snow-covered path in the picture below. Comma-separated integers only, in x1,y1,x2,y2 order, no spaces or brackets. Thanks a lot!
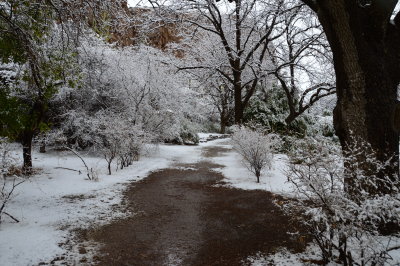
0,137,295,265
76,141,308,265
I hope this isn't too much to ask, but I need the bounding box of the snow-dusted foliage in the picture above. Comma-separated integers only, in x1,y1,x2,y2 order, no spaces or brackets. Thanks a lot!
0,138,16,176
44,110,154,175
231,126,277,183
0,137,24,223
284,137,400,265
168,0,278,128
57,36,205,146
91,112,152,173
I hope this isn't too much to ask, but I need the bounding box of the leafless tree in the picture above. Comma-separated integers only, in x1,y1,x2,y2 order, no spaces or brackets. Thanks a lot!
152,0,290,124
267,2,336,124
232,126,277,182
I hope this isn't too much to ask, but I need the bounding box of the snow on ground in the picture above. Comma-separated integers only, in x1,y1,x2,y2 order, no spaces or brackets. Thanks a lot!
0,135,311,265
0,143,203,266
197,132,223,140
246,244,323,266
246,240,400,266
203,138,293,195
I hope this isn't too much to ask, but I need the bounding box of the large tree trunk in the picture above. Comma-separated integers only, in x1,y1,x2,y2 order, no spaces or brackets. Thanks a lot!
21,131,34,174
233,81,244,124
232,59,244,124
312,0,400,195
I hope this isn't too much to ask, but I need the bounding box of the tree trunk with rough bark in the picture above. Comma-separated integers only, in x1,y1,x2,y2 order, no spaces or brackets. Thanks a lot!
303,0,400,194
21,131,34,174
233,70,244,124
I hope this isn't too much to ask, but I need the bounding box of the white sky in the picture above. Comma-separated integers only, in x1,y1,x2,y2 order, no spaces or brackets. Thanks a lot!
127,0,152,7
128,0,400,15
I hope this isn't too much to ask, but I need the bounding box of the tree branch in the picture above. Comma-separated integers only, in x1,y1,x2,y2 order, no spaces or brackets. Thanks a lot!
395,9,400,26
3,211,19,223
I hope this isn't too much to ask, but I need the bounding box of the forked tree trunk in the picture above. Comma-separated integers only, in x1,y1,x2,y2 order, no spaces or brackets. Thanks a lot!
309,0,400,195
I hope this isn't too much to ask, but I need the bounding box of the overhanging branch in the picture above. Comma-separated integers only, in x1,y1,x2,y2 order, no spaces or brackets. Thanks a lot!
395,9,400,26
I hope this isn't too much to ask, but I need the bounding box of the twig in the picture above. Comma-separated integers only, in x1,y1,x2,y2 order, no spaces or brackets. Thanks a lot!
63,147,92,180
3,211,19,223
54,167,81,174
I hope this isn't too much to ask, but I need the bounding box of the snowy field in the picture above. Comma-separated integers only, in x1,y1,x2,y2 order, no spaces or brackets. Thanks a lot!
0,142,205,265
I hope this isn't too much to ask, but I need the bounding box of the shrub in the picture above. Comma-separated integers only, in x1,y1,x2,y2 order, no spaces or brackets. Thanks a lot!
284,137,400,265
231,126,278,183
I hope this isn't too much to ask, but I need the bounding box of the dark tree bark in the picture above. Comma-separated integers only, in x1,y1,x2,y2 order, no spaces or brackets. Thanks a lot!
233,72,244,124
220,110,229,134
21,131,34,174
302,0,400,193
178,0,284,125
39,142,46,153
255,169,260,183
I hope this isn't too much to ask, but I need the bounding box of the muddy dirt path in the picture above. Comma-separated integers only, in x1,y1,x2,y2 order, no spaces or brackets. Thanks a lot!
83,144,308,265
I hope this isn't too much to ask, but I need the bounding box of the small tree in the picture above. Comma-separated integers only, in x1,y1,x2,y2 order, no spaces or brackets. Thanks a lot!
231,126,277,183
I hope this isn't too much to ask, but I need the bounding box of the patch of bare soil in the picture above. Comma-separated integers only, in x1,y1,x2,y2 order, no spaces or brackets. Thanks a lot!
78,146,309,265
201,146,231,158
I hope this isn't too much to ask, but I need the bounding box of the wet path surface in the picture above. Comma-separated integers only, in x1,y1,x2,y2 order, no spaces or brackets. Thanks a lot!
83,144,308,265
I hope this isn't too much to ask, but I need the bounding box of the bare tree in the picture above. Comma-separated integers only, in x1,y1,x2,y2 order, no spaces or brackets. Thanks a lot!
267,2,336,124
177,33,235,132
207,81,235,133
157,0,289,124
231,126,277,183
152,0,334,129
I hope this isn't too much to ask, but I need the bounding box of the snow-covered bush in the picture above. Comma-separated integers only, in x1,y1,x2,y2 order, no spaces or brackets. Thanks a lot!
114,126,150,171
0,138,16,176
51,110,154,175
92,112,154,173
166,122,200,145
0,137,24,223
74,39,204,141
284,137,400,265
231,126,278,183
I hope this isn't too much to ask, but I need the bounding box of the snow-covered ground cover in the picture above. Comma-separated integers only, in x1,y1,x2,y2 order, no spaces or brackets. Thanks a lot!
0,143,204,265
246,238,400,266
245,244,322,266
